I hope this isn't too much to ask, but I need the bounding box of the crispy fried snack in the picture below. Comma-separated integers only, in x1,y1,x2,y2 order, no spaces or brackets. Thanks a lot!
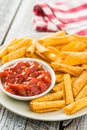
38,31,66,44
2,46,26,63
75,84,87,101
72,34,87,44
32,91,63,102
64,97,87,114
43,35,73,46
61,41,86,52
51,62,83,76
73,70,87,97
51,82,63,92
8,38,31,52
30,100,65,113
56,73,64,83
35,41,61,62
0,38,17,58
64,52,87,65
64,74,74,105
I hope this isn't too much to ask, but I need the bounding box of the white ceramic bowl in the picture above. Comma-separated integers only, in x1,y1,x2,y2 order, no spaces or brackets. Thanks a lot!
0,58,56,101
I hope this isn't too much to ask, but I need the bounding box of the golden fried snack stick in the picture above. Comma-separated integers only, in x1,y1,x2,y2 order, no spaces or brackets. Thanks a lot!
35,41,61,62
64,52,87,65
61,41,86,52
32,91,63,102
35,41,48,53
51,62,83,76
64,74,74,105
51,82,63,92
43,35,73,46
64,97,87,114
0,38,17,58
56,73,64,83
26,40,35,54
60,51,74,60
72,34,87,44
47,46,61,57
30,100,65,113
33,108,60,113
38,31,66,44
2,46,26,63
8,38,31,52
73,70,87,97
75,84,87,101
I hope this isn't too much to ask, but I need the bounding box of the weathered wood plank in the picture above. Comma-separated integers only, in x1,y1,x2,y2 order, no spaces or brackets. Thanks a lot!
0,0,22,45
3,0,36,45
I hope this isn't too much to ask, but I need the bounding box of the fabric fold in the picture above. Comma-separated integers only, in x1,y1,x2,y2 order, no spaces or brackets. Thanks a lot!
33,0,87,35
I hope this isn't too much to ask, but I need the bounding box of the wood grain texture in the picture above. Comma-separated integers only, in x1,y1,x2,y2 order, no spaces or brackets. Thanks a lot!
0,0,22,45
0,0,87,130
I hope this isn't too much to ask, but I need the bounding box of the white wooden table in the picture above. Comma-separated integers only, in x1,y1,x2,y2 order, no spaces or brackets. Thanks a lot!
0,0,87,129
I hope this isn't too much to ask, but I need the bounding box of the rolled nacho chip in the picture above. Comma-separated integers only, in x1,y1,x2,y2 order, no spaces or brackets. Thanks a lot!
72,34,87,44
64,97,87,114
75,84,87,101
73,70,87,97
64,52,87,65
61,41,86,52
56,73,64,83
0,38,17,58
32,91,63,102
64,74,74,105
51,82,63,92
51,62,83,76
8,38,31,52
43,35,73,46
30,100,65,113
2,46,26,63
38,31,66,44
34,108,60,113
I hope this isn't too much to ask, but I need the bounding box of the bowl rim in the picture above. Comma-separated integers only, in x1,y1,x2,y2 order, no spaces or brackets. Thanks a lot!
0,58,56,101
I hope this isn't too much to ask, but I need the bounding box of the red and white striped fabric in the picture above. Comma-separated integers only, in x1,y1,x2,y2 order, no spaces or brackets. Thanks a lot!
33,0,87,35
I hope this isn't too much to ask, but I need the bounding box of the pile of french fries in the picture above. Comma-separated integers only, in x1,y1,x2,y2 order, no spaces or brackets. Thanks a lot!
0,31,87,114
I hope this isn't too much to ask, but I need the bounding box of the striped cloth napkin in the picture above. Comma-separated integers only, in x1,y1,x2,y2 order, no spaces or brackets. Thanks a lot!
33,0,87,35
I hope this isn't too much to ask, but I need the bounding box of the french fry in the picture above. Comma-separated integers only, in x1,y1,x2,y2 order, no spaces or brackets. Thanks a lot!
8,38,31,52
64,74,74,105
2,46,26,63
73,70,87,97
64,52,87,65
30,100,65,113
51,62,83,76
64,97,87,114
32,91,63,102
75,84,87,101
61,41,86,52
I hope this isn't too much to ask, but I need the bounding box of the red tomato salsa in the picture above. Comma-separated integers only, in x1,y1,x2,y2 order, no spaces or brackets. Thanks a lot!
0,61,51,96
